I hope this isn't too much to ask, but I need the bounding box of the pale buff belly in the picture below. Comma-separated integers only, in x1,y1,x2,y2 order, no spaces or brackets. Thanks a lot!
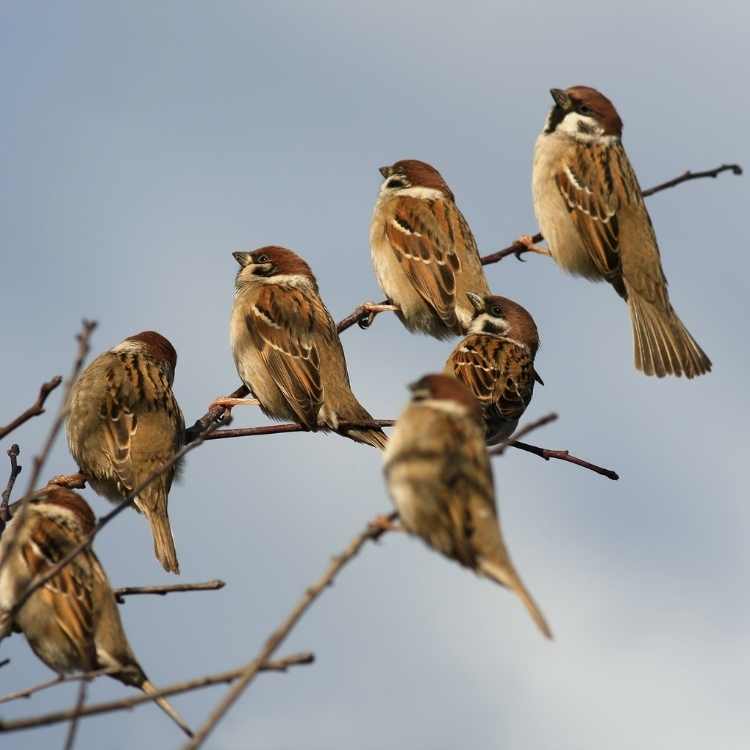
532,134,604,281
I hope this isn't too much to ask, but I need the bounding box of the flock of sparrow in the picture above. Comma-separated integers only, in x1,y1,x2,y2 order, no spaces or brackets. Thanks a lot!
0,86,711,737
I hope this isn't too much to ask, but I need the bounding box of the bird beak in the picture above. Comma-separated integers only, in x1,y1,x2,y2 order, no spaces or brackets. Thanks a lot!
379,165,392,178
232,251,253,268
466,292,485,313
550,88,572,110
534,369,545,386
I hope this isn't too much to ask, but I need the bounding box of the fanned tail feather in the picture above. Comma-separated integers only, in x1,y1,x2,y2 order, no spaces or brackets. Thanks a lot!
626,286,711,379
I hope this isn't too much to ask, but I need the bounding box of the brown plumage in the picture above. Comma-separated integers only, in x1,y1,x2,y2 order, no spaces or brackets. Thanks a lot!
231,246,387,449
383,374,552,638
0,487,192,736
370,159,490,338
445,293,542,444
66,331,185,573
533,85,711,378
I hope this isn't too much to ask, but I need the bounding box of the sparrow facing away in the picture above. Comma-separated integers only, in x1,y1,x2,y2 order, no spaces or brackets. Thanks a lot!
445,293,542,444
531,85,711,378
370,159,490,339
383,374,552,638
229,246,387,449
0,486,192,736
67,331,185,573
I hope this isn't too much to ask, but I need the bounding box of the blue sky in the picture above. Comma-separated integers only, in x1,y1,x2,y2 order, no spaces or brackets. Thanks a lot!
1,1,748,748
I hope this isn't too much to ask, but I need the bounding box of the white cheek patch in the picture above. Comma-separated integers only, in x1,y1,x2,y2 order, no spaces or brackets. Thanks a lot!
557,112,603,138
468,314,509,335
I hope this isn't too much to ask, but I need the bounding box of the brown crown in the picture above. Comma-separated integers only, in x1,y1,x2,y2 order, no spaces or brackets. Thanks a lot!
565,86,623,136
386,160,454,201
411,373,483,423
125,331,178,370
250,246,318,284
38,486,96,535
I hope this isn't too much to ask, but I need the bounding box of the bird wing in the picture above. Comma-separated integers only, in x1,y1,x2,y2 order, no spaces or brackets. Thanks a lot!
385,196,462,330
245,285,330,428
22,515,96,663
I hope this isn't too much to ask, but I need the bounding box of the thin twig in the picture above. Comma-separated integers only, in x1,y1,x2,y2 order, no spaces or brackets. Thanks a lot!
0,659,9,669
510,441,619,481
183,513,395,749
0,321,97,573
640,163,742,197
0,653,314,732
185,385,248,443
491,413,559,456
61,679,88,750
0,444,21,531
0,376,63,441
114,580,226,603
7,412,230,624
0,668,118,705
204,419,395,441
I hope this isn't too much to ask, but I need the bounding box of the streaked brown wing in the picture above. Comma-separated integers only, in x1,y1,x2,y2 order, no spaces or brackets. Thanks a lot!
448,335,499,410
491,343,536,423
385,196,461,330
246,285,328,428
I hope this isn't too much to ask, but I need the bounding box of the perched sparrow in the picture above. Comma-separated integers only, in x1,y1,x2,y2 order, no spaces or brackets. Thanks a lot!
383,374,552,638
67,331,185,573
228,246,387,449
370,159,490,339
531,85,711,378
445,293,542,444
0,486,192,736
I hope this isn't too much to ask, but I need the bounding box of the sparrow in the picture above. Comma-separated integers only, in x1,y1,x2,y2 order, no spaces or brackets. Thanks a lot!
0,486,192,736
226,245,387,449
383,374,552,638
445,293,542,444
370,159,490,339
531,85,711,378
67,331,185,573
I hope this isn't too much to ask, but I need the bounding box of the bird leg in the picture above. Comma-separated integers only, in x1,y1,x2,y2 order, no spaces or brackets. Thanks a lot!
514,234,551,260
208,397,261,413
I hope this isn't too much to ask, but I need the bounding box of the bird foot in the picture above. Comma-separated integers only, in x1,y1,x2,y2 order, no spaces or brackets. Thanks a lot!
47,473,87,490
514,235,550,261
368,512,401,534
208,397,260,413
358,301,399,329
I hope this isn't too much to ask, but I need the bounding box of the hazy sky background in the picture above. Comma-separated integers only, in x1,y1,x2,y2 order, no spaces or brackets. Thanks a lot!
1,1,748,748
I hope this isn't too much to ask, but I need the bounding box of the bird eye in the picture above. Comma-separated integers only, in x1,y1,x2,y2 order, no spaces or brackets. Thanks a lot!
577,104,594,116
256,254,270,263
490,305,503,316
386,178,406,189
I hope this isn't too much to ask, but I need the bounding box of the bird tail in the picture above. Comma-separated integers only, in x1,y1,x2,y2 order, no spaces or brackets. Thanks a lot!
626,286,711,378
320,401,388,450
141,679,194,737
479,559,553,640
141,505,180,574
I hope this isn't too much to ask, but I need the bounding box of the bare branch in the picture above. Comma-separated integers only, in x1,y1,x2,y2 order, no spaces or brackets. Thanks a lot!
510,441,620,481
185,384,248,443
490,413,559,456
0,444,21,531
0,653,314,733
183,514,395,749
0,659,9,669
0,377,63,441
640,163,742,197
114,580,226,603
0,668,119,705
6,411,230,624
204,419,395,441
61,679,88,750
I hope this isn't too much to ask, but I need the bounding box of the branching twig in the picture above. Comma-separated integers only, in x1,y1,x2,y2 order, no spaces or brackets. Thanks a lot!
185,385,248,443
0,653,314,732
0,376,63,441
182,514,395,749
0,668,119,705
0,444,21,531
6,411,230,624
204,419,395,441
510,441,619,481
491,413,559,456
114,580,226,603
640,163,742,197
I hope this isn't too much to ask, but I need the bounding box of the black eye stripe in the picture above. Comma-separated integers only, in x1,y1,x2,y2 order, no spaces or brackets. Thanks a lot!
386,178,406,189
